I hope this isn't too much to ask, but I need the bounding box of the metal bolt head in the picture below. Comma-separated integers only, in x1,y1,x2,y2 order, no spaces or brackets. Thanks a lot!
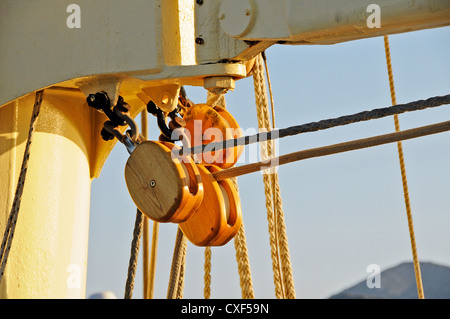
150,180,156,188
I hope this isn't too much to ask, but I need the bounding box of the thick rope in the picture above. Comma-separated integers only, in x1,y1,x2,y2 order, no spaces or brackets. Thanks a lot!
254,55,285,299
124,209,144,299
212,120,450,181
179,94,450,157
204,246,211,299
167,227,187,299
262,51,276,129
176,242,187,299
253,54,296,299
231,179,255,299
263,51,296,298
0,90,44,284
206,90,255,299
384,35,425,299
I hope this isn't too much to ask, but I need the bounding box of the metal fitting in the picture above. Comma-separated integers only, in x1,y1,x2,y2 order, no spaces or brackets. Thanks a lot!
204,76,235,94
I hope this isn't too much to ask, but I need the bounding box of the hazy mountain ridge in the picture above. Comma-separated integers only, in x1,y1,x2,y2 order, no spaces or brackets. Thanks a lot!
329,262,450,299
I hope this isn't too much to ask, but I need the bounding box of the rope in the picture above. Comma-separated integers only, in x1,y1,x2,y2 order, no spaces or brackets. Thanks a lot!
124,209,144,299
263,51,296,299
204,247,211,299
206,90,255,299
147,221,159,298
383,35,425,299
0,90,44,284
231,179,255,299
212,120,450,181
206,91,226,107
179,94,450,157
176,243,187,299
167,227,187,299
254,54,284,298
262,51,276,129
253,54,296,299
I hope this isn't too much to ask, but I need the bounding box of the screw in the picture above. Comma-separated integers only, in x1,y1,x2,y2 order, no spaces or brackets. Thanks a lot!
195,37,204,45
150,180,156,188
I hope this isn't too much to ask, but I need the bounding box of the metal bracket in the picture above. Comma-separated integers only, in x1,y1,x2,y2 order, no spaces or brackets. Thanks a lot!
142,84,181,113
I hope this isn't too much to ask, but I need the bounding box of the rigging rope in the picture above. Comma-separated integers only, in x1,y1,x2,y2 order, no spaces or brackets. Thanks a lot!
253,53,296,299
167,227,187,299
179,94,450,157
212,120,450,181
205,90,255,299
383,35,425,299
0,90,44,284
204,246,211,299
231,178,255,299
124,208,144,299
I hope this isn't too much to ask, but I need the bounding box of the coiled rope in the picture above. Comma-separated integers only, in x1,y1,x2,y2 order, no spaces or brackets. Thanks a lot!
383,35,424,299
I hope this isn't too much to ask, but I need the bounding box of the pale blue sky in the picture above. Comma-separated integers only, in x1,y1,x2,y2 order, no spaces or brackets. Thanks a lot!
86,26,450,299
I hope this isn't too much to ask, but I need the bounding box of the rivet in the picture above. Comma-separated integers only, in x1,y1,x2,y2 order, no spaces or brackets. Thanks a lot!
195,37,205,45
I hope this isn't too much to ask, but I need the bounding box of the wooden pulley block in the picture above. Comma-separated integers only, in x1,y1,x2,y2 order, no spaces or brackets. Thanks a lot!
124,141,203,223
183,104,242,169
213,105,244,169
158,141,204,223
179,164,242,247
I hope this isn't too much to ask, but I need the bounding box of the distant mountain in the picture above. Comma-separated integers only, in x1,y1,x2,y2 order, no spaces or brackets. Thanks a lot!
329,262,450,299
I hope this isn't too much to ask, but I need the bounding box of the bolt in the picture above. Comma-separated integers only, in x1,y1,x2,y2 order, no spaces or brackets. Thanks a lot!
150,180,156,188
195,37,204,45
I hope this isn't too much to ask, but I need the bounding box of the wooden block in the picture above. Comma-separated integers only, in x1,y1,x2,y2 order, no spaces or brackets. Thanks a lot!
179,164,227,246
214,105,244,169
206,164,242,246
124,141,186,222
158,141,204,223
